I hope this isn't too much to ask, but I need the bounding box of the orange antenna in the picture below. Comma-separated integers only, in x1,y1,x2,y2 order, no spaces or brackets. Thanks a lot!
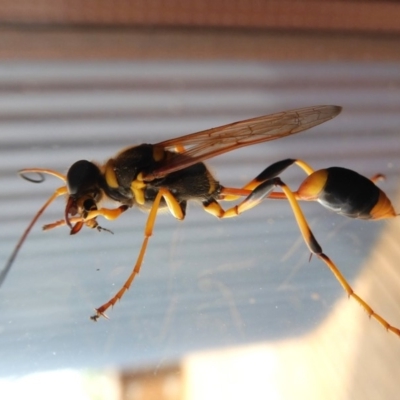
19,168,67,183
0,168,68,287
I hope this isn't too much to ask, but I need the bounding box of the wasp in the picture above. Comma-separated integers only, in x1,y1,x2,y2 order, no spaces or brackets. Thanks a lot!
1,105,398,335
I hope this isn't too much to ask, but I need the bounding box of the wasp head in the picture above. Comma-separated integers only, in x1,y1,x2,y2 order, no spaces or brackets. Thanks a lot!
65,160,103,234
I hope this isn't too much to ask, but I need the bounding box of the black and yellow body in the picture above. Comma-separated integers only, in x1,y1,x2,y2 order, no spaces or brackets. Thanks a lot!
103,144,221,212
65,144,222,231
2,104,399,336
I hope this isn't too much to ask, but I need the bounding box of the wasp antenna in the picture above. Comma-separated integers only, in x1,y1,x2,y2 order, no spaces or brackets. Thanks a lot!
0,186,68,287
18,168,67,183
19,171,45,183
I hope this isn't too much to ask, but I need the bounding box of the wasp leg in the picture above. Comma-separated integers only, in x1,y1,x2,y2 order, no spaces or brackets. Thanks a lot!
223,160,392,207
43,217,83,230
50,206,128,235
77,206,130,235
222,158,314,201
370,173,386,184
91,188,184,321
244,159,314,190
276,177,400,336
0,185,68,287
84,205,129,221
43,217,114,234
208,177,400,336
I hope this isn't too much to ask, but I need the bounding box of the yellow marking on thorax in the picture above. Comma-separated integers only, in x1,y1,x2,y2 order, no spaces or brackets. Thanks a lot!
104,159,119,188
131,173,147,205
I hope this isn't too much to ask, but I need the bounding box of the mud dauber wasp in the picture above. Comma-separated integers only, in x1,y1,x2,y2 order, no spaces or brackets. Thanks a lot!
1,105,398,335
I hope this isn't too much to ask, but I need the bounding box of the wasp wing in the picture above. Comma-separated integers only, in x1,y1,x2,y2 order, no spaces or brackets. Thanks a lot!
146,105,341,180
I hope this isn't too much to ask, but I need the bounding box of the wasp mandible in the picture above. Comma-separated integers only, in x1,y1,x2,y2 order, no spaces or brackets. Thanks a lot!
1,105,398,335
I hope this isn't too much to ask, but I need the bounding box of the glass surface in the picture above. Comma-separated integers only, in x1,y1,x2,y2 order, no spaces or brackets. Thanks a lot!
0,61,400,398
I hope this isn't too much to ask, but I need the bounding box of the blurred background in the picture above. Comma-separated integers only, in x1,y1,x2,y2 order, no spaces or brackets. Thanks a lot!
0,1,400,399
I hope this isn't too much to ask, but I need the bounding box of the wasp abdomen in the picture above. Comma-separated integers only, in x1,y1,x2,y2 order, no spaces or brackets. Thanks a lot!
298,167,396,220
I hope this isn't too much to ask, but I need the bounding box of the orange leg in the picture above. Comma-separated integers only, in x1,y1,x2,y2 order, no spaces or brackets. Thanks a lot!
43,217,82,231
43,205,129,233
207,177,400,337
222,159,386,203
222,159,314,201
91,188,184,321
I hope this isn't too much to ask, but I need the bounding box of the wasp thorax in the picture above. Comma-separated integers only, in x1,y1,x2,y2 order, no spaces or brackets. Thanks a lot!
67,160,101,197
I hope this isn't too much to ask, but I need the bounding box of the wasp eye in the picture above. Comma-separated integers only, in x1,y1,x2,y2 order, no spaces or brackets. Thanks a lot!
67,160,100,196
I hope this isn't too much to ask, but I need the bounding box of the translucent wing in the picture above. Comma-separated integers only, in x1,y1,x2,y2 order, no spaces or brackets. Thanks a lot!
145,105,341,180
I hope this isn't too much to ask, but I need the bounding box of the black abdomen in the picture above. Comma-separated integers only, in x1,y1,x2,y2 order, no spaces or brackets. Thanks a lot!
319,167,380,219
